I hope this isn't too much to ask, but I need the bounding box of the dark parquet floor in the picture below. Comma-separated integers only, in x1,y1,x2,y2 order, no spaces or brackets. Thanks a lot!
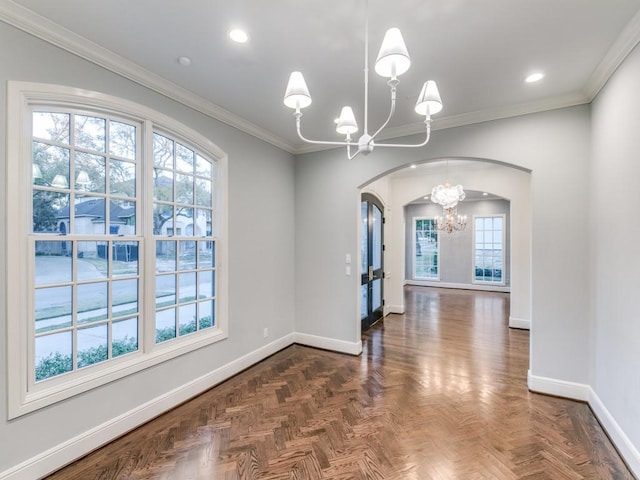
46,287,634,479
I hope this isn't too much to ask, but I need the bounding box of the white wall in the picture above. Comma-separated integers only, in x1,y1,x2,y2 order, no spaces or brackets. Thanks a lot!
0,22,295,476
590,42,640,470
295,105,591,386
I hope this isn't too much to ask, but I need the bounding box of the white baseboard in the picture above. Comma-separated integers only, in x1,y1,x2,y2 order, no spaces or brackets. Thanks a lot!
404,279,510,293
386,304,405,315
0,333,296,480
294,332,362,355
589,388,640,476
527,370,590,402
528,372,640,477
509,316,530,330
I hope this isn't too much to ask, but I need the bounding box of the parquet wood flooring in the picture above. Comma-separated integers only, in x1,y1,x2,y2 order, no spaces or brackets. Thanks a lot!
45,286,634,479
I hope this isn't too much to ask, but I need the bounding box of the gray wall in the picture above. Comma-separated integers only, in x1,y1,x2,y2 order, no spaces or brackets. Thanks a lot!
590,42,640,457
404,199,510,286
0,22,296,472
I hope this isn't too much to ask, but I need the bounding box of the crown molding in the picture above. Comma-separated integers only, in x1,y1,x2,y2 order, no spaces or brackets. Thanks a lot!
582,9,640,100
0,0,297,154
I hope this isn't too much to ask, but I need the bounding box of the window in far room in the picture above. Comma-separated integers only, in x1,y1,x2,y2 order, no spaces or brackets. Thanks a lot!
473,215,505,284
414,217,439,280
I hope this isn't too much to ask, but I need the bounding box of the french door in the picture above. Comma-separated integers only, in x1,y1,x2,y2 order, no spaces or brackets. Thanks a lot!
361,193,384,331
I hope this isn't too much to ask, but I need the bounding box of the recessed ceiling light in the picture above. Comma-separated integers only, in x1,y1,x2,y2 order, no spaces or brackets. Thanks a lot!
423,196,429,200
177,56,191,67
525,72,544,83
410,164,417,169
229,29,249,44
482,192,489,196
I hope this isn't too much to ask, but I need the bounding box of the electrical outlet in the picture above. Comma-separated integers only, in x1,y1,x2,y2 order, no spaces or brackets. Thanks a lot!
263,327,269,338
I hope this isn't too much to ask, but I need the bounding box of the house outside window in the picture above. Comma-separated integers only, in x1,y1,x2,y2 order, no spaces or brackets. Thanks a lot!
414,217,439,279
473,215,505,284
6,83,228,418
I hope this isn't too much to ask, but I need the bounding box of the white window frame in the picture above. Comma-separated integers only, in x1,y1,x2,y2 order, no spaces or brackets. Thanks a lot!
412,216,440,281
6,82,229,418
472,214,506,285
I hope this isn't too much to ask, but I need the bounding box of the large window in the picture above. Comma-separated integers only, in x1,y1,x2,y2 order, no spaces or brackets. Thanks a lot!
473,215,504,284
414,218,439,279
7,83,227,417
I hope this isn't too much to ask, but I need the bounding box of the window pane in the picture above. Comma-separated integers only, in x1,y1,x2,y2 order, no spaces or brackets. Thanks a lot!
196,154,212,177
113,279,138,317
493,230,502,244
176,174,194,204
112,241,139,276
35,241,72,285
198,271,214,299
179,304,197,336
176,143,195,174
33,112,70,144
156,240,177,272
77,324,108,368
179,241,197,270
361,284,368,319
77,282,108,325
155,308,176,343
112,317,138,357
111,201,137,236
75,152,105,192
75,115,106,153
361,203,368,273
35,286,72,333
84,244,106,269
198,242,214,268
153,133,173,169
74,196,105,235
197,209,213,237
179,272,196,303
198,300,214,329
372,205,382,270
180,209,195,236
33,142,70,189
372,279,381,311
153,170,174,202
109,121,136,160
156,275,176,307
110,159,136,197
33,191,69,233
153,203,173,235
35,331,72,381
195,179,212,207
494,217,503,229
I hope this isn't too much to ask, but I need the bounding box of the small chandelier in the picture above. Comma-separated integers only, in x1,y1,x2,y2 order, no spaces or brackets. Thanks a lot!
283,1,443,160
435,207,468,235
431,182,467,235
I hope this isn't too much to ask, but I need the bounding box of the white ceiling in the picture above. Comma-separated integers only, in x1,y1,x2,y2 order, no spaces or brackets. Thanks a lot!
3,0,640,153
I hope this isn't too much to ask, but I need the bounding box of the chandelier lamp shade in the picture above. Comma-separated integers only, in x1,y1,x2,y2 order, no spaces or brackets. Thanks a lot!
283,2,443,160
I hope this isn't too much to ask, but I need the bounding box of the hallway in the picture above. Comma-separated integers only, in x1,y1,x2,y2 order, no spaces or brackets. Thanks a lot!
46,287,632,479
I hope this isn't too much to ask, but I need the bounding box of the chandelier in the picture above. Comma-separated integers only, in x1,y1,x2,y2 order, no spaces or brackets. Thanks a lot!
431,182,467,234
435,207,468,235
283,1,443,160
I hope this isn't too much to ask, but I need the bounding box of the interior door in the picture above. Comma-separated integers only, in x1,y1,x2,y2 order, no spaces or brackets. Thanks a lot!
361,193,384,331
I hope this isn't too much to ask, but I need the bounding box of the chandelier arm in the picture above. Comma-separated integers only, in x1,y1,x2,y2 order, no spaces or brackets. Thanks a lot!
295,113,358,147
374,120,432,148
370,86,397,142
